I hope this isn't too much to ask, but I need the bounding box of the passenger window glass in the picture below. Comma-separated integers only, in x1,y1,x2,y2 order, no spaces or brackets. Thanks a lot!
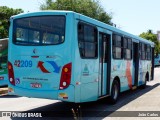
123,37,132,60
14,16,65,45
42,33,60,44
78,23,97,58
126,49,131,59
112,34,123,59
116,36,122,47
115,47,122,59
123,38,127,48
84,25,95,42
128,39,132,48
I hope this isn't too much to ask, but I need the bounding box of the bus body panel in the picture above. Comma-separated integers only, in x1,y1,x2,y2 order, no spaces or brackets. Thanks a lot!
9,84,75,102
11,50,64,90
9,12,76,102
79,59,99,102
138,60,151,85
111,59,133,92
73,16,99,102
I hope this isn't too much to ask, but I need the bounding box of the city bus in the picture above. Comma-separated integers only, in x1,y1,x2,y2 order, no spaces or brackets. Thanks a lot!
0,38,8,86
8,11,154,103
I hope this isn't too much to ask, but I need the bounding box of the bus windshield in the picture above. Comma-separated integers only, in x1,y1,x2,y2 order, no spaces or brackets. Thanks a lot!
13,16,65,45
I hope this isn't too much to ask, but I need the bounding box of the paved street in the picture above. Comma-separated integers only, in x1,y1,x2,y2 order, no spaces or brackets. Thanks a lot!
0,67,160,120
105,67,160,120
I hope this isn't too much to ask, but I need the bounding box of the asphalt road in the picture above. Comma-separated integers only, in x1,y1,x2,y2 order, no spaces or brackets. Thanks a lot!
0,67,160,120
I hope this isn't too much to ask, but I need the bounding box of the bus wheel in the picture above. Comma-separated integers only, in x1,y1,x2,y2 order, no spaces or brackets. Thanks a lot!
141,74,148,89
109,80,120,104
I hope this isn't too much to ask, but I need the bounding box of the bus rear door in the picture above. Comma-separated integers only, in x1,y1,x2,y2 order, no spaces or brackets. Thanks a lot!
132,42,139,87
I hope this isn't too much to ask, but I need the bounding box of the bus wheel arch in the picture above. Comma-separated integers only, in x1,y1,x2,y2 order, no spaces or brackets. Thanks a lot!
109,77,120,104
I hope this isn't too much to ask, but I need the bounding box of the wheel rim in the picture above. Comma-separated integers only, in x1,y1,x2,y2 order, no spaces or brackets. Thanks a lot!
113,83,118,100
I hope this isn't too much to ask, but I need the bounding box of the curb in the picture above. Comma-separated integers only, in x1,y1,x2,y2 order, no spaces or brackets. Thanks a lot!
0,88,8,95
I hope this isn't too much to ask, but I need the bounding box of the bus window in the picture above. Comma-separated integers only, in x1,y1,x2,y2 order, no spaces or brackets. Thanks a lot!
146,45,151,60
42,33,60,44
123,37,128,48
13,16,65,45
78,23,97,58
112,34,123,59
123,38,132,60
141,43,146,60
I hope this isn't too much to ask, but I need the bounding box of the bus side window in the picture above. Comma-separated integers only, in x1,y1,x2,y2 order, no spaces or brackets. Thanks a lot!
123,38,132,60
112,34,123,59
78,23,85,57
78,22,97,58
139,42,151,60
146,45,151,60
140,43,146,60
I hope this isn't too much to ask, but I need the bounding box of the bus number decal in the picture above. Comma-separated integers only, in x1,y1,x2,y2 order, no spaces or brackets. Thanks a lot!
14,60,20,67
14,60,32,67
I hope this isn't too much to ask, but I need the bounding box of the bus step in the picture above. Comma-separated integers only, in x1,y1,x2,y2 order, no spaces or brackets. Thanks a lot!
132,86,137,90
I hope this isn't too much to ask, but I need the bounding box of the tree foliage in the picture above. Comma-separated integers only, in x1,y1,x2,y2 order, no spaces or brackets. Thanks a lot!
0,6,23,39
139,30,160,54
40,0,112,25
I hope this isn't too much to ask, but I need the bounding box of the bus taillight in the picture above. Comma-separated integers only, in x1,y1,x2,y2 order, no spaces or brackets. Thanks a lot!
8,61,15,86
59,63,72,90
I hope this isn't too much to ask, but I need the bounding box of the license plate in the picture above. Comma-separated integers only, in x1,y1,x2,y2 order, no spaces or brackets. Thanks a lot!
31,83,42,88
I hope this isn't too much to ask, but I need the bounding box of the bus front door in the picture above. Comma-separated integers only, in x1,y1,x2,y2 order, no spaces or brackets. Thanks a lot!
99,32,111,97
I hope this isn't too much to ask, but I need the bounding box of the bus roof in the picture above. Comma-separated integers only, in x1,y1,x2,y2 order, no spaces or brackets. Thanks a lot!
11,10,154,47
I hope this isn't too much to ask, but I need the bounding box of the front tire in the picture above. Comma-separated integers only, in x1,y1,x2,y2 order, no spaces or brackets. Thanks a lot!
109,80,120,104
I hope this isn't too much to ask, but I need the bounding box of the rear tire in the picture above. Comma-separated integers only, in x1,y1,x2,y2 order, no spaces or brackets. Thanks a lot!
140,74,148,89
109,80,120,104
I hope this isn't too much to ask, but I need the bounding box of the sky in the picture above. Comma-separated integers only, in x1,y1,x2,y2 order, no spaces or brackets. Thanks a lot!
0,0,160,35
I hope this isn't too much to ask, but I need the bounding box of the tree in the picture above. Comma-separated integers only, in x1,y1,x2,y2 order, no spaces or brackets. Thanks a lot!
40,0,112,25
139,30,160,54
0,6,23,39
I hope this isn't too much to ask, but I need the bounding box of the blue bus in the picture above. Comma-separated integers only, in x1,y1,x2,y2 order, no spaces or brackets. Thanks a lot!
8,11,154,103
0,38,8,86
